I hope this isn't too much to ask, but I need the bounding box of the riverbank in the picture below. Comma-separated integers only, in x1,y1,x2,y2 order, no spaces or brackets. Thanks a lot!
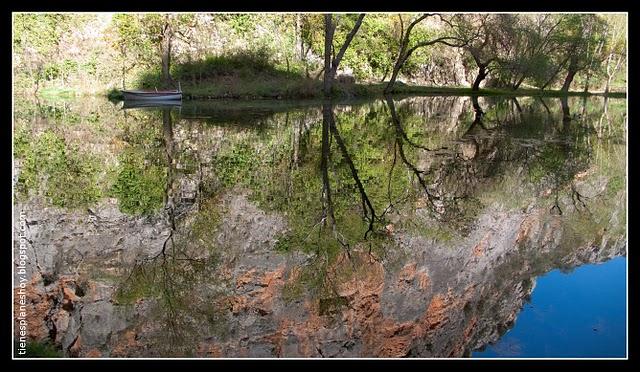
386,85,627,98
103,82,627,102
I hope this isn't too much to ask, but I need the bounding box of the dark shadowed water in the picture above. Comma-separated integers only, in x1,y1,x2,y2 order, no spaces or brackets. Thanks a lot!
13,94,627,358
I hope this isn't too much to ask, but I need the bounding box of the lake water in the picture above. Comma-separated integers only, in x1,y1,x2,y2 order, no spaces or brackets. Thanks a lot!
473,256,626,358
13,95,627,358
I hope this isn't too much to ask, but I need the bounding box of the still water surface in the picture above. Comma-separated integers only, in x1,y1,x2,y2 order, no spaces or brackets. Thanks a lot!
13,95,627,357
473,256,626,357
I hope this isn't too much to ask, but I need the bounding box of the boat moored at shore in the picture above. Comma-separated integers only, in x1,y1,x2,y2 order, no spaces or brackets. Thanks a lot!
121,82,182,101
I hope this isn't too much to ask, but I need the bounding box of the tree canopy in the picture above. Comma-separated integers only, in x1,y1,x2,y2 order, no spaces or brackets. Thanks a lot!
12,13,627,96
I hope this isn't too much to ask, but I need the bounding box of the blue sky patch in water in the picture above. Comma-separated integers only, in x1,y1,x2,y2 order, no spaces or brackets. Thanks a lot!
473,256,626,358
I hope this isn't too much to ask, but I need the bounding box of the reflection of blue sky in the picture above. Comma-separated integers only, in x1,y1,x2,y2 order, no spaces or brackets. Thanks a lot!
474,256,626,358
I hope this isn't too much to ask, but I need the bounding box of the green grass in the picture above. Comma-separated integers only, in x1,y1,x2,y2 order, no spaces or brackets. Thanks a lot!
38,87,77,99
179,82,627,101
182,77,321,100
386,85,627,98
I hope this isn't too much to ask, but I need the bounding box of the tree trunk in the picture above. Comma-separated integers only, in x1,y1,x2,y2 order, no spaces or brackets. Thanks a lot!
380,66,389,83
385,65,402,94
560,95,571,126
161,22,173,87
513,75,526,90
540,56,569,91
322,14,365,97
540,74,554,91
386,51,412,93
296,14,302,61
472,65,487,91
605,54,623,95
584,39,604,93
561,69,577,93
323,14,334,97
122,61,126,90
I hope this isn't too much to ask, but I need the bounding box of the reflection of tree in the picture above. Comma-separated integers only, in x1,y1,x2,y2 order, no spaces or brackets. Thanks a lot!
117,108,227,356
280,95,619,303
158,109,184,260
329,104,378,238
560,95,571,127
320,105,337,236
526,98,600,216
386,95,444,214
383,95,598,231
466,95,490,134
13,100,106,209
320,102,380,248
479,97,526,129
537,96,554,122
385,95,479,226
162,109,177,233
119,231,224,356
596,96,611,138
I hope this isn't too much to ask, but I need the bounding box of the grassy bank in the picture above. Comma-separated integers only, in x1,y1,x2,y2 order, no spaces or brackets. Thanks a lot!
27,49,626,101
106,50,627,101
178,81,626,100
36,81,627,101
387,85,627,98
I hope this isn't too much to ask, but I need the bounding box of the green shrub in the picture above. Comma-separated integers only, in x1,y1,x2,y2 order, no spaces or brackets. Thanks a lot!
15,130,101,208
15,340,62,358
110,149,166,215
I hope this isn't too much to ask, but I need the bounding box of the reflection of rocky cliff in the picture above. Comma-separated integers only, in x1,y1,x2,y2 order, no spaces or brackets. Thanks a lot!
13,186,625,357
13,96,626,357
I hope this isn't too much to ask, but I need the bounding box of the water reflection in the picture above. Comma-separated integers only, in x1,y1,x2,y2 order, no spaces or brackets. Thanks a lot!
121,100,182,110
13,94,626,357
474,257,626,358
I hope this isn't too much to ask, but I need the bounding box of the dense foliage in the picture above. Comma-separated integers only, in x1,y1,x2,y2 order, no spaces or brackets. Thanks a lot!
13,13,626,97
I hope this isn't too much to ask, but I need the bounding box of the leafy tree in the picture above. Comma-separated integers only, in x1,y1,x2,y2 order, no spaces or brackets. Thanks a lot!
322,13,366,96
12,13,626,95
139,13,197,87
384,14,467,93
443,14,499,91
109,14,154,89
599,14,626,94
554,14,607,93
13,14,74,94
491,14,563,90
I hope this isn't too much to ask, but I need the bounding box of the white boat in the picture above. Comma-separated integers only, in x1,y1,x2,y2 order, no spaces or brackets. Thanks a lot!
121,82,182,101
